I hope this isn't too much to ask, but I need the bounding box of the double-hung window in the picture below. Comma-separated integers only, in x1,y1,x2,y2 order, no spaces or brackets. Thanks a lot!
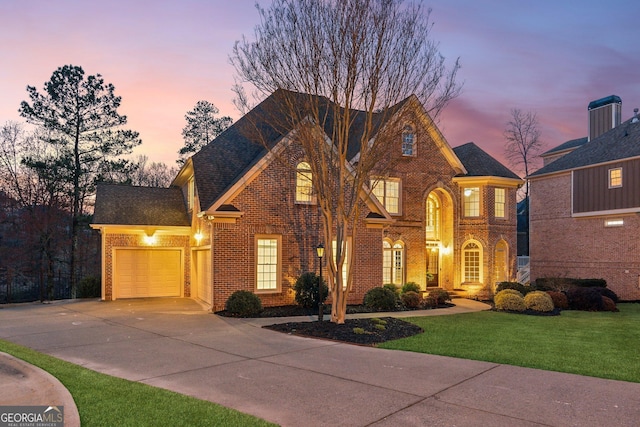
256,235,281,292
494,188,506,218
371,178,400,214
463,187,480,217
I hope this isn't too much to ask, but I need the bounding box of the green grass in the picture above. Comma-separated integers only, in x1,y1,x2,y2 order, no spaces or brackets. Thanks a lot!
379,303,640,383
0,340,276,427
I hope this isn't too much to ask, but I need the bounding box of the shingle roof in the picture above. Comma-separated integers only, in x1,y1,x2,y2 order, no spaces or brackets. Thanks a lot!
541,136,588,156
452,142,521,179
530,117,640,177
93,184,190,226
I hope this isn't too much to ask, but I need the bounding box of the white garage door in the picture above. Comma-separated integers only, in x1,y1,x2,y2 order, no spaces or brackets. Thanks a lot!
194,249,212,305
115,249,182,298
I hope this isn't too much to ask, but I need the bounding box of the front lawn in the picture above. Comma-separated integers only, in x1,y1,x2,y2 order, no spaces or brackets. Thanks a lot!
0,340,276,427
379,303,640,383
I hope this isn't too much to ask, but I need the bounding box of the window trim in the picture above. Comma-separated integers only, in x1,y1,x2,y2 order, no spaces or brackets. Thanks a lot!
463,187,481,217
426,193,441,240
462,240,483,284
255,234,282,293
608,167,622,188
295,161,316,204
371,177,402,215
383,239,405,285
494,188,506,219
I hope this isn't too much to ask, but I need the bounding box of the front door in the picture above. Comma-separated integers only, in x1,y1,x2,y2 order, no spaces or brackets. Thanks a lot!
426,247,439,287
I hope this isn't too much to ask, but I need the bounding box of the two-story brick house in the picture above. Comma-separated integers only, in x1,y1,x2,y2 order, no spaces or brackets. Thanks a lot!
529,96,640,300
92,90,522,310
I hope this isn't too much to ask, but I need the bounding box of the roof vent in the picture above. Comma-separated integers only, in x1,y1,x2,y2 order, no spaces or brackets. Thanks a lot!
632,108,639,123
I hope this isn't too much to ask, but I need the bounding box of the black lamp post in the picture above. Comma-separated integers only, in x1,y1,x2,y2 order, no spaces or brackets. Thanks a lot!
316,243,325,322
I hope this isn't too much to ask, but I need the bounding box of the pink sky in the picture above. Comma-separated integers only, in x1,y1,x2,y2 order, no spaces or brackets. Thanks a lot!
2,0,639,176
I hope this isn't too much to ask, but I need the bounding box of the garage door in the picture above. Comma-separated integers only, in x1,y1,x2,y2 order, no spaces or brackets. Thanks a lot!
115,249,182,298
194,249,212,305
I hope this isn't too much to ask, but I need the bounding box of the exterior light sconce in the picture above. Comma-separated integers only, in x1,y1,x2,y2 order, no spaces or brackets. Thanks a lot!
464,188,472,197
440,244,451,255
143,230,157,245
194,231,204,243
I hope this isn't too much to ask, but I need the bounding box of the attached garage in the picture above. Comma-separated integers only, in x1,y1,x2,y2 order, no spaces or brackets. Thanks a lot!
114,249,183,298
193,249,212,305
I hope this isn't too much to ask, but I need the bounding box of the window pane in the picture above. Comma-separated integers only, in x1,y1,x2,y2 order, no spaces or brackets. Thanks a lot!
386,181,399,214
296,162,313,202
609,168,622,188
464,187,480,217
495,188,505,218
257,238,278,290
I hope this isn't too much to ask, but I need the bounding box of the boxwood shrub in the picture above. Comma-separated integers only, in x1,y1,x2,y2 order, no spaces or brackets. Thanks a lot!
494,290,525,312
294,272,328,308
546,291,568,310
496,281,531,295
400,291,421,308
225,290,263,317
364,287,398,311
401,282,421,295
524,291,554,312
566,287,604,311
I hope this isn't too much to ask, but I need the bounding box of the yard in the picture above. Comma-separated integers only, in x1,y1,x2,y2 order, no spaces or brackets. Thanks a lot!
379,303,640,383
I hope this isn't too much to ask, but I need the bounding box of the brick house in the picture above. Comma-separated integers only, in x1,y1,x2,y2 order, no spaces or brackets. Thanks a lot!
92,90,522,310
528,95,640,300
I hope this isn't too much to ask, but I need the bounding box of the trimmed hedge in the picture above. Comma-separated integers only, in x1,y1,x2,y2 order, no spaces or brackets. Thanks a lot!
494,290,525,312
524,291,554,312
225,290,263,317
401,282,421,295
535,277,607,290
364,287,398,311
546,291,568,310
566,287,604,311
496,282,531,295
400,291,421,308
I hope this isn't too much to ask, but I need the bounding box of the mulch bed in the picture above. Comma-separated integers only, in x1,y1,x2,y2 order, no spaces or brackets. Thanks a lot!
215,303,454,318
263,317,424,345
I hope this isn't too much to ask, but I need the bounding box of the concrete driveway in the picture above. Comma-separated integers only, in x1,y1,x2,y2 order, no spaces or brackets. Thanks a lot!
1,298,639,426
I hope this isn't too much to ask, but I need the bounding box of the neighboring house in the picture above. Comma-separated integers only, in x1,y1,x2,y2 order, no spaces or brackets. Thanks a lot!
92,90,522,310
528,95,640,300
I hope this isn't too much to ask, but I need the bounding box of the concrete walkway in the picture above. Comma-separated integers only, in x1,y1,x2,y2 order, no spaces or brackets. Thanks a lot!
1,298,639,426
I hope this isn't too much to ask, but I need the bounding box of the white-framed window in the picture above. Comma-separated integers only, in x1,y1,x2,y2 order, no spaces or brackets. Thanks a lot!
402,124,416,156
463,187,480,217
426,193,440,240
383,240,404,285
494,188,506,218
371,178,401,214
295,161,315,203
609,167,622,188
256,235,281,292
462,240,482,283
333,238,351,290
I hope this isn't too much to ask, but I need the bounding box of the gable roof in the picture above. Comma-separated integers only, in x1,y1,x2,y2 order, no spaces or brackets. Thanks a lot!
93,184,189,226
452,142,521,179
541,136,588,156
530,117,640,178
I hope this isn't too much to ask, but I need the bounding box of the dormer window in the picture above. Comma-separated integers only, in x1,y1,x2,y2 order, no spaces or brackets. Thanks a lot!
402,124,415,156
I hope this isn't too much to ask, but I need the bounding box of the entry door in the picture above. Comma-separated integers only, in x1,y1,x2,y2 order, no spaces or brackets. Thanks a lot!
195,249,212,305
427,247,439,287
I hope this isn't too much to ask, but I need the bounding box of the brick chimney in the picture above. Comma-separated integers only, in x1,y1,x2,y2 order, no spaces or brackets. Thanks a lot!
588,95,621,141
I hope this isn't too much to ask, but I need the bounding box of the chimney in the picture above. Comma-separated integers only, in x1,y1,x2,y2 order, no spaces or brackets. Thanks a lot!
588,95,621,141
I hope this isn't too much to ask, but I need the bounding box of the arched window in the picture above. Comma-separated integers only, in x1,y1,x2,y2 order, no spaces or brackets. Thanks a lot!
402,124,415,156
462,240,483,283
295,161,314,203
383,240,404,285
426,193,440,240
494,240,508,283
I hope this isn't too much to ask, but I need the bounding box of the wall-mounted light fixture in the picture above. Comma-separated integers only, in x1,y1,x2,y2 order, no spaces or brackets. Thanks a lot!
464,188,472,197
143,230,157,245
194,231,204,243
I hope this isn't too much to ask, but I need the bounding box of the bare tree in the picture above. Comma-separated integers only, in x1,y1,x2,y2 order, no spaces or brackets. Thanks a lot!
504,108,545,202
231,0,461,323
178,100,232,165
131,155,177,187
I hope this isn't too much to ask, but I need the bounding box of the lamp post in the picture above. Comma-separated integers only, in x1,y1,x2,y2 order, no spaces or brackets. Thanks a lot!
316,243,325,322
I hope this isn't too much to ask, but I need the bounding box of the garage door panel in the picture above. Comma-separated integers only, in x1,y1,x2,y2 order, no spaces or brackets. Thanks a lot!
115,249,182,298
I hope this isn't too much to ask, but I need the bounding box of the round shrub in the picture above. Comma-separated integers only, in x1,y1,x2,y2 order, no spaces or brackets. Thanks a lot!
566,287,604,311
597,287,619,303
494,290,525,312
524,291,554,312
602,296,618,312
546,291,568,310
400,291,421,308
401,282,421,295
495,288,523,299
383,283,401,297
364,287,398,311
225,290,263,317
496,281,530,295
428,288,451,305
294,272,328,308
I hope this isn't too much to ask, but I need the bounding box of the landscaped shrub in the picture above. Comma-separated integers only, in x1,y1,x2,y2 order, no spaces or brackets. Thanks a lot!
546,291,568,310
572,278,607,288
524,291,554,312
535,277,607,292
602,296,618,312
597,287,619,303
494,290,525,312
400,291,421,308
496,281,531,295
383,283,401,297
401,282,420,295
566,287,604,311
293,272,328,308
225,290,263,317
494,288,523,299
76,276,101,298
421,288,451,308
364,287,398,311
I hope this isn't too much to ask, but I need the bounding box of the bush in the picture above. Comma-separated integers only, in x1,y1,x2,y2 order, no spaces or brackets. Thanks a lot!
400,291,421,308
524,291,554,312
293,272,328,308
546,291,568,310
421,289,451,308
225,290,263,317
364,287,398,311
383,283,401,296
494,290,525,312
495,288,523,299
597,287,619,303
77,276,101,298
535,277,607,292
496,282,531,295
401,282,421,295
602,296,618,312
566,287,604,311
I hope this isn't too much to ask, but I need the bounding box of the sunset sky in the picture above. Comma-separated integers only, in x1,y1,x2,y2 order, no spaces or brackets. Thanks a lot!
1,0,639,175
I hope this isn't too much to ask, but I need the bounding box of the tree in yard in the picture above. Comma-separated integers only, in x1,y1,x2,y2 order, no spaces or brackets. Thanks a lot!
19,65,141,295
231,0,461,323
503,108,545,202
177,100,232,165
130,155,177,187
